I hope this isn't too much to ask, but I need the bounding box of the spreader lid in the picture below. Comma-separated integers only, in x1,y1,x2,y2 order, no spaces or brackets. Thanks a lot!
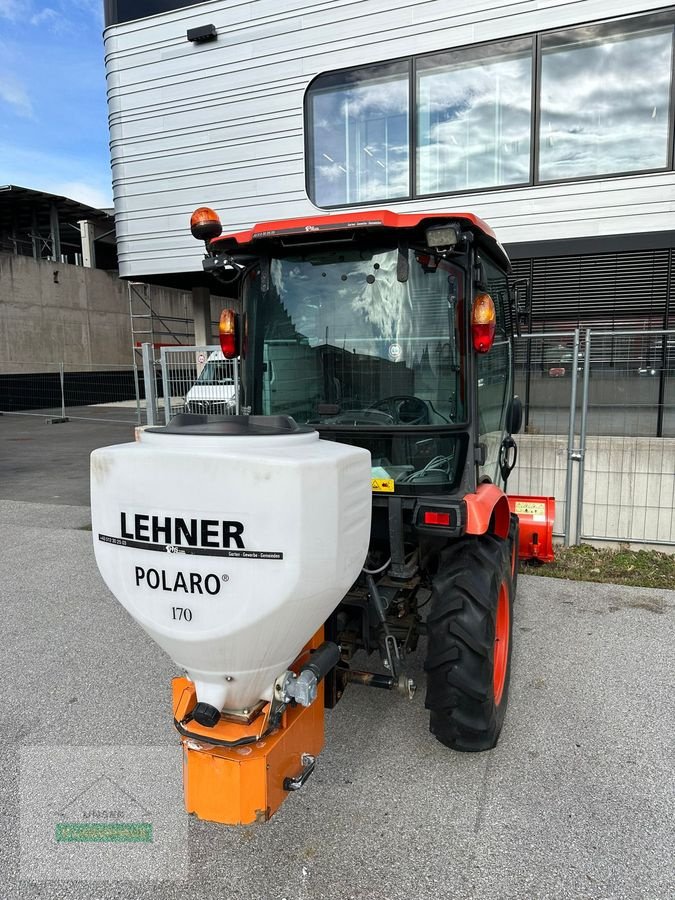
146,414,315,437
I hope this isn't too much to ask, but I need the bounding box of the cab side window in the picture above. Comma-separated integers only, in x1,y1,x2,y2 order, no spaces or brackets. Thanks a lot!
476,256,512,484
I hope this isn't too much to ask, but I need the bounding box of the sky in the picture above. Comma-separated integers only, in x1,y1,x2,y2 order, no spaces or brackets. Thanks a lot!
0,0,112,209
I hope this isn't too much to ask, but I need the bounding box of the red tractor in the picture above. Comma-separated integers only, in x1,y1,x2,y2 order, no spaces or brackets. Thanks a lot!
189,207,549,754
92,208,554,825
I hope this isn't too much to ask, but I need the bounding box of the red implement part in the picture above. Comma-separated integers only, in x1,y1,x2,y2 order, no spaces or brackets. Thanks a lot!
507,495,556,563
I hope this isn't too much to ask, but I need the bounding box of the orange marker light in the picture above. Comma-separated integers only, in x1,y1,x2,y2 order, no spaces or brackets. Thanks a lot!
190,207,223,242
471,293,496,353
219,308,239,359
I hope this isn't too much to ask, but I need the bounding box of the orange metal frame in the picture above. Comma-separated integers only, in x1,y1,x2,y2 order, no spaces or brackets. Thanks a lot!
173,629,326,825
507,494,556,563
464,483,511,539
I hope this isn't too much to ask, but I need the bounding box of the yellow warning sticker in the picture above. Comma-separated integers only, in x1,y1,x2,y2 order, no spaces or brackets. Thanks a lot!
372,478,395,493
514,500,546,517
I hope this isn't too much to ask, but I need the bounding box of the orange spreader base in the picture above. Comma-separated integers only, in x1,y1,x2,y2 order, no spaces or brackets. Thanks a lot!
171,631,326,825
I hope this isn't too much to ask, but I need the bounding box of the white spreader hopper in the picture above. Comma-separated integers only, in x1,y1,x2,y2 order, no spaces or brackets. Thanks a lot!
91,415,372,716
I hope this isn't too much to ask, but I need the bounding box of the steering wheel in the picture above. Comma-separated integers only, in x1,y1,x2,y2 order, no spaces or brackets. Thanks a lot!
330,409,395,425
367,395,430,425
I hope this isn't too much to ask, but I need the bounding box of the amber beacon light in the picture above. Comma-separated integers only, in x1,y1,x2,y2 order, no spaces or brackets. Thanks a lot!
190,207,223,242
471,293,496,353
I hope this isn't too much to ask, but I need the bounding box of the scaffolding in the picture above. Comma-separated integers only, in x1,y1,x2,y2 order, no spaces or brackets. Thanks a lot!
128,281,195,422
128,281,194,350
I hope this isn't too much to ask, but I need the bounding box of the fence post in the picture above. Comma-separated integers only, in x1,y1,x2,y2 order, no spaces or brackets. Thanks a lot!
563,328,580,546
132,351,142,426
161,348,171,425
142,343,158,426
45,362,69,424
233,357,240,415
575,329,592,545
656,332,667,438
59,362,66,420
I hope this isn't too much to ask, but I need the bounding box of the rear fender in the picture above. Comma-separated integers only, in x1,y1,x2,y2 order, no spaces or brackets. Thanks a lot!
464,483,510,539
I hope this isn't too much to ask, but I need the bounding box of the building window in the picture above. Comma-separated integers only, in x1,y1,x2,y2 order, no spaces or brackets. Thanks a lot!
307,62,410,207
305,11,675,208
539,19,674,181
417,38,533,194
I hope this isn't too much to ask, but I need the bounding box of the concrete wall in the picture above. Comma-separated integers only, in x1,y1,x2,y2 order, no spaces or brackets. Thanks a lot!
0,253,216,372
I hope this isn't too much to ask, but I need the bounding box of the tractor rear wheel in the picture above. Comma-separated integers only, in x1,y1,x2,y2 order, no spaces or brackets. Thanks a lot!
424,534,514,752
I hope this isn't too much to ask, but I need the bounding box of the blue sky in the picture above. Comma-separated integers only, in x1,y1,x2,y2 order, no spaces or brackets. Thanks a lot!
0,0,112,209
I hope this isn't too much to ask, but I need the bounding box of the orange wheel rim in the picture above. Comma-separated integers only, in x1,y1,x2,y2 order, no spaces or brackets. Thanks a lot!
493,582,509,706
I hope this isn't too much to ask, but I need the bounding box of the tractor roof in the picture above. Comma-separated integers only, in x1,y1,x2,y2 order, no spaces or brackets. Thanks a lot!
210,210,510,271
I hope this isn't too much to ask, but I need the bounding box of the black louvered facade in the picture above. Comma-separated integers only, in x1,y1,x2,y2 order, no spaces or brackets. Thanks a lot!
506,234,675,437
507,236,675,332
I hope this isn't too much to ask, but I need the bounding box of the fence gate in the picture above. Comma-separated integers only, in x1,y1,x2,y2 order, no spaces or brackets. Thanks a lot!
576,328,675,547
158,346,240,424
510,330,580,546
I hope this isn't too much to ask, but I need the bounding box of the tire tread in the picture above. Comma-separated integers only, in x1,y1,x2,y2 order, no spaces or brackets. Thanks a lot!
424,534,515,752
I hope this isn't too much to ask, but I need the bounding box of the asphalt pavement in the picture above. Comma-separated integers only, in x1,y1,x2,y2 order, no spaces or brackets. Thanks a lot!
0,413,134,506
1,413,674,899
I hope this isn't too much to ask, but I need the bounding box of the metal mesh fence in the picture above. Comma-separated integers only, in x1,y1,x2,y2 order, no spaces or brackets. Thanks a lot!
62,364,143,424
512,332,579,539
159,346,239,423
508,434,571,538
579,436,675,545
1,363,145,424
0,348,240,427
515,332,581,436
577,329,675,545
0,364,65,420
580,331,672,437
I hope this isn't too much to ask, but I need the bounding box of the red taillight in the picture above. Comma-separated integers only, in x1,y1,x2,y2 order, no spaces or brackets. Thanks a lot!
219,308,239,359
423,511,451,526
471,293,496,353
190,206,222,242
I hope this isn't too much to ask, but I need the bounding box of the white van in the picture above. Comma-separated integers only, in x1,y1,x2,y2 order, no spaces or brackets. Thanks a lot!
184,351,237,415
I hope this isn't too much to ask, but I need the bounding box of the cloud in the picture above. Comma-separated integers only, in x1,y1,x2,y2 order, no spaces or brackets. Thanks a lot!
0,140,113,208
30,7,58,26
0,0,24,20
0,74,33,117
66,0,104,28
0,1,101,29
539,29,672,179
52,181,112,210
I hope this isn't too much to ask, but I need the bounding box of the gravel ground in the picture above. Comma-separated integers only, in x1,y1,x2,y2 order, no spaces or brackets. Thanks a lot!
1,495,673,900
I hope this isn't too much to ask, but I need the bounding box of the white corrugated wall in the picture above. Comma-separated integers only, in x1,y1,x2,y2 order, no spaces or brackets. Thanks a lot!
105,0,674,277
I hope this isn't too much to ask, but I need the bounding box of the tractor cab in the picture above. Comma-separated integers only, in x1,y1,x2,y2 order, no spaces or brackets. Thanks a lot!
195,209,522,500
